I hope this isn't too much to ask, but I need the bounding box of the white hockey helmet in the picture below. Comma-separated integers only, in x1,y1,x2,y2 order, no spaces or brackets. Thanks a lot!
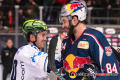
59,1,87,23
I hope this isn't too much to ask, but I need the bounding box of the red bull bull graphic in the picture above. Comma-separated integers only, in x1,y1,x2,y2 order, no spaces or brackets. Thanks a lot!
66,2,84,13
73,56,94,68
64,54,94,73
105,46,112,56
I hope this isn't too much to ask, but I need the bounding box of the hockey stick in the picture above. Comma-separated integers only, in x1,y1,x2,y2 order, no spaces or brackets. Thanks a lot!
48,34,66,80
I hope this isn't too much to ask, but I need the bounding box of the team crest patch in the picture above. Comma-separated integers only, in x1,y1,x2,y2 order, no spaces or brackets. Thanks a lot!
77,41,89,49
105,46,112,56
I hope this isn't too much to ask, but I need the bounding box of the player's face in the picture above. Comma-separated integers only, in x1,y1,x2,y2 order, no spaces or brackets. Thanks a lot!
62,16,71,35
35,31,47,49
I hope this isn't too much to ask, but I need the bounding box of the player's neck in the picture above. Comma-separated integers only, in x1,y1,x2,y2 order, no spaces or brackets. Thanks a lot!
74,24,86,39
28,42,34,45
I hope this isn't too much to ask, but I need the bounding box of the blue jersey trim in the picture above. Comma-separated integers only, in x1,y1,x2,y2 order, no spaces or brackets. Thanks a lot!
44,56,48,71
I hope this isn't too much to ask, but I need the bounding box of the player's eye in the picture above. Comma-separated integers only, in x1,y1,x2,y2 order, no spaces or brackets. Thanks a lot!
42,33,45,37
63,19,67,24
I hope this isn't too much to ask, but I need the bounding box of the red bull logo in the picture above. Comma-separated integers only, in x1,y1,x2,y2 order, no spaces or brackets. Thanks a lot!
66,2,84,13
105,46,112,56
64,54,94,73
105,47,112,53
70,3,83,10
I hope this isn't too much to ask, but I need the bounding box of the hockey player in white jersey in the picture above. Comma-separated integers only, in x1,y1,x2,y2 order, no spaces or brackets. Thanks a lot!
10,19,49,80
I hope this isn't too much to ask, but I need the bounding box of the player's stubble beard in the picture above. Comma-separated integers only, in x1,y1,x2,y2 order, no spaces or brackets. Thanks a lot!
68,21,76,40
67,25,71,36
67,26,76,36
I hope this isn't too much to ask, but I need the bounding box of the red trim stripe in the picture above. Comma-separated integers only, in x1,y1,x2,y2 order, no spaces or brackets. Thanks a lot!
84,33,104,50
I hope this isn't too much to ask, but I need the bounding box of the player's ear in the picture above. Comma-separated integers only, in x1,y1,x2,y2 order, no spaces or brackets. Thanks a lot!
72,16,78,25
30,34,35,41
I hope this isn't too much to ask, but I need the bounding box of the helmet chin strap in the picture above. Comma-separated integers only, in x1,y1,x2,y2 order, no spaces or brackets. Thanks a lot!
32,41,37,47
29,35,37,47
30,40,37,46
70,20,80,28
69,20,80,40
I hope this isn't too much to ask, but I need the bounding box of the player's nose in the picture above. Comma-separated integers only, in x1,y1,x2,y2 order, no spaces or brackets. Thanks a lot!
62,23,65,28
44,36,47,41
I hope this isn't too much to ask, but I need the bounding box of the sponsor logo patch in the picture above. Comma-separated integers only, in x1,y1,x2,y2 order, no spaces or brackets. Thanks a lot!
77,41,89,49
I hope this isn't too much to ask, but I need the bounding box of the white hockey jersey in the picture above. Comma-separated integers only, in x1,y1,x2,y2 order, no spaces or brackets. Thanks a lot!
55,36,62,61
10,44,48,80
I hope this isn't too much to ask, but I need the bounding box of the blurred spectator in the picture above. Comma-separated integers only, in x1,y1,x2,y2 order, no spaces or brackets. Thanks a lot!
101,0,114,24
2,0,14,5
0,0,14,18
92,0,97,7
101,0,113,9
1,38,17,80
55,0,67,5
18,8,25,27
0,1,4,12
14,0,25,5
0,11,3,28
66,0,71,3
0,1,4,28
13,0,25,27
86,0,92,7
54,0,67,10
43,0,56,22
3,10,15,33
53,0,67,24
24,0,39,19
113,0,120,8
91,0,102,24
34,0,44,5
112,0,120,24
